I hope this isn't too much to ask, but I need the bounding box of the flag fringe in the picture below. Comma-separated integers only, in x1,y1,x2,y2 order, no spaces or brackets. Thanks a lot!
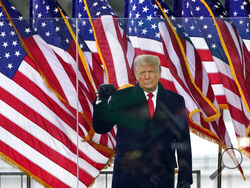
238,133,250,161
190,128,246,181
155,0,221,121
0,152,52,188
190,108,221,123
239,146,250,159
189,127,222,146
86,140,115,156
0,1,68,105
189,108,247,180
1,0,96,136
247,123,250,137
1,149,115,188
200,0,250,114
235,146,248,181
88,152,115,187
218,104,228,110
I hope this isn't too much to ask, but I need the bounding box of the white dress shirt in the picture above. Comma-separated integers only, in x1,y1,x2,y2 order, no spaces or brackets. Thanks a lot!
144,87,158,110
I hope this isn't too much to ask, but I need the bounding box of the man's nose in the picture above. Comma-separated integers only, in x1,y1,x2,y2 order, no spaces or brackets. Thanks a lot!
145,72,150,79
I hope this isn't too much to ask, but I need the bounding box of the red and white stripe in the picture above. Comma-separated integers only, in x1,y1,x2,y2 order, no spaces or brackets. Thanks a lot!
190,37,227,106
92,15,136,88
159,22,220,119
242,39,250,92
0,54,113,187
211,20,250,154
159,21,247,172
219,20,250,109
83,15,137,149
24,34,95,112
82,40,118,149
22,33,118,151
85,40,108,84
158,22,233,146
127,20,233,151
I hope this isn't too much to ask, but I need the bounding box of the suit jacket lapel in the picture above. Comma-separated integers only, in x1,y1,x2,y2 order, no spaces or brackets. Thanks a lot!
154,83,173,120
135,83,152,120
133,83,172,120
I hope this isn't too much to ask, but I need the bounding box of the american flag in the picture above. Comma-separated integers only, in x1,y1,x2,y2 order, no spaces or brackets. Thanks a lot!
155,2,247,175
0,0,114,187
225,0,250,92
30,0,120,151
76,0,136,88
225,0,250,40
30,0,119,175
186,0,250,157
124,0,235,153
73,0,108,87
30,0,97,112
74,0,138,151
155,0,222,119
173,0,227,106
124,0,178,91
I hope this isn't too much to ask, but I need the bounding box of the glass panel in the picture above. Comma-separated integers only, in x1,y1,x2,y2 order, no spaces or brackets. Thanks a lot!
0,15,249,188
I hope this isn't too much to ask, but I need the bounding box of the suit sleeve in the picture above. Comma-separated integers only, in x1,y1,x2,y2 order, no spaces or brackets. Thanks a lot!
176,96,193,185
92,98,117,134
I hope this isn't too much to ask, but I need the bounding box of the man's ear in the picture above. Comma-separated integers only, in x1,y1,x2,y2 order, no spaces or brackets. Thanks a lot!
135,73,139,81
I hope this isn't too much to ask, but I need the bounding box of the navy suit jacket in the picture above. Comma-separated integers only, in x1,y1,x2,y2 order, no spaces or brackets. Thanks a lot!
93,83,192,188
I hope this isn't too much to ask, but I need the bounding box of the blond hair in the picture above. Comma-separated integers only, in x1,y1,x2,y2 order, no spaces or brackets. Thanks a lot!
134,55,161,74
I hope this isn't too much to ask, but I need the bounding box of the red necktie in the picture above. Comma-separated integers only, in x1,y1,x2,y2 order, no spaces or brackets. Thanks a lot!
147,93,154,119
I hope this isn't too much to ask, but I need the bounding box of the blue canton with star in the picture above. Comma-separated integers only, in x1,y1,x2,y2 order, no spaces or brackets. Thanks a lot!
155,0,193,43
0,2,33,79
124,0,192,43
187,0,230,64
2,0,36,39
75,0,119,42
31,0,74,50
173,0,203,37
225,0,250,40
124,0,163,42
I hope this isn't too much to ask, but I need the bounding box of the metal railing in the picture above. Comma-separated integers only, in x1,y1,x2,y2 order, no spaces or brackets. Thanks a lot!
0,170,201,188
0,172,28,188
99,170,201,188
192,170,201,188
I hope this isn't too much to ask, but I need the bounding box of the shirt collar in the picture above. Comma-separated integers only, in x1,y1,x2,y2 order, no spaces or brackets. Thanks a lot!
144,86,158,98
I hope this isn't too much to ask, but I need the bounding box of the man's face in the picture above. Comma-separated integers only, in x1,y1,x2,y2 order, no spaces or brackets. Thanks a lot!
135,63,161,93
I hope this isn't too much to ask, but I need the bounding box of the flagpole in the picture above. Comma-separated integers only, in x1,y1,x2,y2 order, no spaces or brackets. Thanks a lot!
217,146,222,188
27,175,31,188
72,0,76,18
28,0,33,26
217,109,224,188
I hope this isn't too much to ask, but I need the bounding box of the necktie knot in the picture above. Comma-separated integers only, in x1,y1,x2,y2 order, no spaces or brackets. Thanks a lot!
147,93,153,100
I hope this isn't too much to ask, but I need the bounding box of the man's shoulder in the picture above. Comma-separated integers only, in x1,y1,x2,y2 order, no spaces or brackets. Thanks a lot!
157,85,186,110
159,83,182,98
163,88,183,98
109,85,143,108
114,85,136,96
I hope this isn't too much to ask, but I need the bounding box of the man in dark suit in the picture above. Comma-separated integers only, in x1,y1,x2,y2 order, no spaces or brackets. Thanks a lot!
93,55,192,188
